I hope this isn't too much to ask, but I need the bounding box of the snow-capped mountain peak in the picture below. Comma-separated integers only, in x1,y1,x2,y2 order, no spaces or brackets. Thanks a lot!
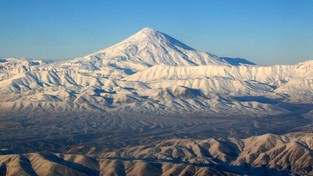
121,27,195,51
126,27,162,41
62,27,244,76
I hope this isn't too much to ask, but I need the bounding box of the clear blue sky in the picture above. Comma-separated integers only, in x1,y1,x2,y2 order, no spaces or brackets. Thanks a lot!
0,0,312,65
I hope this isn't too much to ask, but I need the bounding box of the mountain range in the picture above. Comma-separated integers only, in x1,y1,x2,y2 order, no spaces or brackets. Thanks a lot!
0,27,313,116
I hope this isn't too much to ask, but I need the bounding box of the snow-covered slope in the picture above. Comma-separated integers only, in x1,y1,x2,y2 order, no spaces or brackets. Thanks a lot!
0,28,313,116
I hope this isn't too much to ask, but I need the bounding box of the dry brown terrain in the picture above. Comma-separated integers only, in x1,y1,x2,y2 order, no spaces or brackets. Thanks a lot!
1,133,312,176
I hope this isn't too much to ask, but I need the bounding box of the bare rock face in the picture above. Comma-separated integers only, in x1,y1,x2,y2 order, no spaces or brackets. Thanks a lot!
0,133,312,176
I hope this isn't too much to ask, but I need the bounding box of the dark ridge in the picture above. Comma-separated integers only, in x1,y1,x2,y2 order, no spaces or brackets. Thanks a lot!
221,57,256,66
